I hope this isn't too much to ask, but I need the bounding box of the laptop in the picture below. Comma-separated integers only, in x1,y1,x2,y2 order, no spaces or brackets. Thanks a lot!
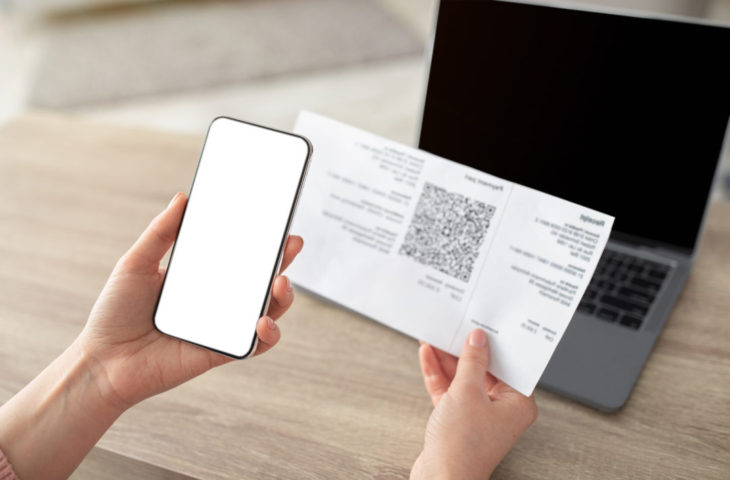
419,0,730,411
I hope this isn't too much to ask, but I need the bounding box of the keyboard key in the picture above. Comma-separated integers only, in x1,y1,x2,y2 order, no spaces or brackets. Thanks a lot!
578,303,597,314
584,289,598,300
619,313,643,329
614,272,628,282
597,308,619,322
618,286,656,304
597,280,615,290
648,269,667,280
630,277,662,292
648,262,670,273
600,294,649,316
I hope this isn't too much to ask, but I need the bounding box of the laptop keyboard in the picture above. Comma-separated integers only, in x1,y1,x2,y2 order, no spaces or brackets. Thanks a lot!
577,250,671,330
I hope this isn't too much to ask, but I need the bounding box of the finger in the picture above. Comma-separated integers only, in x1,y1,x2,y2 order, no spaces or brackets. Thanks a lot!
419,344,451,406
279,235,303,273
120,193,187,273
489,379,533,403
493,391,539,428
431,345,458,381
484,372,500,392
454,329,491,393
487,373,529,399
487,371,538,423
266,275,294,320
253,315,280,356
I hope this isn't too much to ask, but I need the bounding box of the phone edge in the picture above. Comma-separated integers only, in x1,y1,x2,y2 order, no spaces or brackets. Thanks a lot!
151,116,313,360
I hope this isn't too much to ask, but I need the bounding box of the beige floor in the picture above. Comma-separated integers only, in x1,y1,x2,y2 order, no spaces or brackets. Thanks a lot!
1,0,729,193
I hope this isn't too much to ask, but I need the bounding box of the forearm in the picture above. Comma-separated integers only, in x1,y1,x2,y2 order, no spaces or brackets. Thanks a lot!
0,340,124,479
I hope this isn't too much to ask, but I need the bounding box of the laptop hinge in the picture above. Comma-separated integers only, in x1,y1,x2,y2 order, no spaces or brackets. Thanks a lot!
609,232,692,258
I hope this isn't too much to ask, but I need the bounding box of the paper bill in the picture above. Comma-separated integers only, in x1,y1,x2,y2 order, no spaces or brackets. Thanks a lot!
287,111,614,396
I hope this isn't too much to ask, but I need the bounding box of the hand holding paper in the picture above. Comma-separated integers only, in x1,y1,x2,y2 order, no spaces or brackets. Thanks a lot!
288,111,614,396
413,329,538,479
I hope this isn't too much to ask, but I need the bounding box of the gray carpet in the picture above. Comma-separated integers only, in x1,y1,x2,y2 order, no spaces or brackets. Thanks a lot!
29,0,423,107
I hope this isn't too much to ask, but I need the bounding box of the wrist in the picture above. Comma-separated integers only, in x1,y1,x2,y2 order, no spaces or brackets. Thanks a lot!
0,340,127,479
411,449,457,480
411,447,496,480
67,339,132,418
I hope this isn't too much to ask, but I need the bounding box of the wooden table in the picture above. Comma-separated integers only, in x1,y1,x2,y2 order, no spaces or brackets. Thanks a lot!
1,113,728,479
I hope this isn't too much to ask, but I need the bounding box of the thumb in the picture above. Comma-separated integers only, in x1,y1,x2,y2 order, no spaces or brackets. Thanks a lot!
454,329,490,388
120,192,187,273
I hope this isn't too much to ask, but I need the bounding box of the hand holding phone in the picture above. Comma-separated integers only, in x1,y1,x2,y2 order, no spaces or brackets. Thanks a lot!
154,117,312,358
0,118,311,480
71,195,303,418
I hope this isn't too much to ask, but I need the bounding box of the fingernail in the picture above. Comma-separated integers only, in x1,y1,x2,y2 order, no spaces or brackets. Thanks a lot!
266,316,277,331
285,276,292,293
469,328,487,347
167,192,180,208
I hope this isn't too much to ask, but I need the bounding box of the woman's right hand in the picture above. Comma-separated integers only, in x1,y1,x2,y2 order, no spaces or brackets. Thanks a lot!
411,329,538,479
77,192,303,410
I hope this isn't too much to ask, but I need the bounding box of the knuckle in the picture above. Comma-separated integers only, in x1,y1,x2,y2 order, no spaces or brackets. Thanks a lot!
115,252,135,271
461,350,485,365
454,379,484,400
151,221,175,245
273,293,291,309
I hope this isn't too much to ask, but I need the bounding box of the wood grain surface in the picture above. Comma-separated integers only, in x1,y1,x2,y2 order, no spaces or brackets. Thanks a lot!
0,113,728,479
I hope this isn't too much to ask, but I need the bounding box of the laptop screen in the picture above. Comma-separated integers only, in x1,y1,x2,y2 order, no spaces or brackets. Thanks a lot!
419,0,730,251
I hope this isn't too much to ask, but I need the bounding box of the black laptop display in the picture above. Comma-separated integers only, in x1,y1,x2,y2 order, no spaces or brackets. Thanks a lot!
420,0,730,410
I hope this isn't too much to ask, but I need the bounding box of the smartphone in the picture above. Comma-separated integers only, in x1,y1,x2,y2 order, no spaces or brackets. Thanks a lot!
153,117,311,358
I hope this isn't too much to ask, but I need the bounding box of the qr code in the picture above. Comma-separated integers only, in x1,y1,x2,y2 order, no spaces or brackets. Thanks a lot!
399,183,496,282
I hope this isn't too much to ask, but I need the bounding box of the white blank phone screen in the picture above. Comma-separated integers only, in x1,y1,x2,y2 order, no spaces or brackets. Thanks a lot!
154,118,309,357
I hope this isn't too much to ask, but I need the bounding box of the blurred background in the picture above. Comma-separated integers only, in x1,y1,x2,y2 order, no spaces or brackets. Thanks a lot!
1,0,729,197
